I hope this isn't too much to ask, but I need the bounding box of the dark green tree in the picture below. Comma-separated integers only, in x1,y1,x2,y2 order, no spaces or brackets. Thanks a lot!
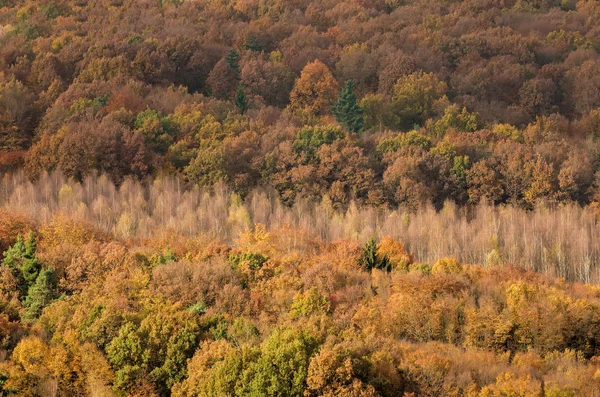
1,234,26,278
1,233,41,294
21,232,41,289
358,238,391,272
235,88,248,115
225,50,240,71
22,267,58,322
332,80,364,133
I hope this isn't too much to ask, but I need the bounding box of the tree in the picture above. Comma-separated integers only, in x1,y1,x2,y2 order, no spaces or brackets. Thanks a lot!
20,233,40,291
358,238,391,272
392,71,448,130
22,267,57,322
235,88,248,115
134,109,174,155
241,328,319,397
225,50,240,71
240,56,295,107
292,125,345,161
332,81,364,133
305,348,378,397
289,60,339,117
207,58,240,100
1,232,40,296
426,105,479,138
1,234,26,278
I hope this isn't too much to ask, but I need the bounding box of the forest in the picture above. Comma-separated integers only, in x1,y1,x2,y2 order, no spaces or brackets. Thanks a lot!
2,0,600,395
1,0,600,209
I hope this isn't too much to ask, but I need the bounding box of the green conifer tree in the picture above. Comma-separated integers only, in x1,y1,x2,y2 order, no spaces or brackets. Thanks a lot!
358,238,391,272
235,88,248,115
21,232,41,290
332,80,364,133
24,232,36,258
22,267,57,322
2,233,42,294
1,234,26,278
225,49,240,71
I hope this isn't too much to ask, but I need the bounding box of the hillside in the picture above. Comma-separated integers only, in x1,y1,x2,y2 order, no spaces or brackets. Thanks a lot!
3,0,600,396
0,208,600,396
1,1,600,208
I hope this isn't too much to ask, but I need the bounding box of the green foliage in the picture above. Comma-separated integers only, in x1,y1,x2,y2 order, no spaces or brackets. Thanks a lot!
332,80,364,133
225,50,240,71
290,288,330,318
1,234,26,277
40,3,61,19
427,105,479,138
134,109,175,154
292,125,345,161
235,88,248,115
240,328,319,397
107,308,200,393
409,262,432,274
187,301,208,315
1,233,40,296
212,319,229,340
451,155,470,190
22,267,57,322
184,145,226,186
358,238,392,272
392,71,448,130
229,318,260,345
377,130,432,154
153,246,177,267
229,252,268,271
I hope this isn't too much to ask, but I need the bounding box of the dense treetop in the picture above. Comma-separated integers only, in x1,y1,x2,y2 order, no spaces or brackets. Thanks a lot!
4,2,600,395
0,208,600,396
2,0,600,208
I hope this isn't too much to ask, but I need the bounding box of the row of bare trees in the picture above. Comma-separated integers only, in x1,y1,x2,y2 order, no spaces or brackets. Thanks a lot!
3,170,600,282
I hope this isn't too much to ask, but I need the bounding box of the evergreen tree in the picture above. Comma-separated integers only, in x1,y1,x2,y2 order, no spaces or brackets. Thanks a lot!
22,267,58,322
21,232,41,290
358,238,391,272
235,88,248,115
332,80,364,133
1,234,26,278
225,50,240,71
24,232,36,258
1,233,41,294
21,255,41,290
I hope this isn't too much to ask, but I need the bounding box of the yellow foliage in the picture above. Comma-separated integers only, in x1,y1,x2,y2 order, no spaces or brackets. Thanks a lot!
236,223,274,255
377,236,413,271
40,215,106,249
431,257,462,275
479,372,542,397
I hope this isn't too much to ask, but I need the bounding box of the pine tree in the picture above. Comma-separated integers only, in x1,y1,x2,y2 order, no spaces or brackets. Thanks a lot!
235,88,248,115
225,50,240,71
358,238,391,272
21,256,41,290
21,232,40,289
1,232,41,296
1,234,26,277
332,80,364,133
22,267,58,322
24,232,36,258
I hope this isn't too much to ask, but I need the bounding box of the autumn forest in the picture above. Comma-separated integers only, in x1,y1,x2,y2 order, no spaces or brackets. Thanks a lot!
3,0,600,395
